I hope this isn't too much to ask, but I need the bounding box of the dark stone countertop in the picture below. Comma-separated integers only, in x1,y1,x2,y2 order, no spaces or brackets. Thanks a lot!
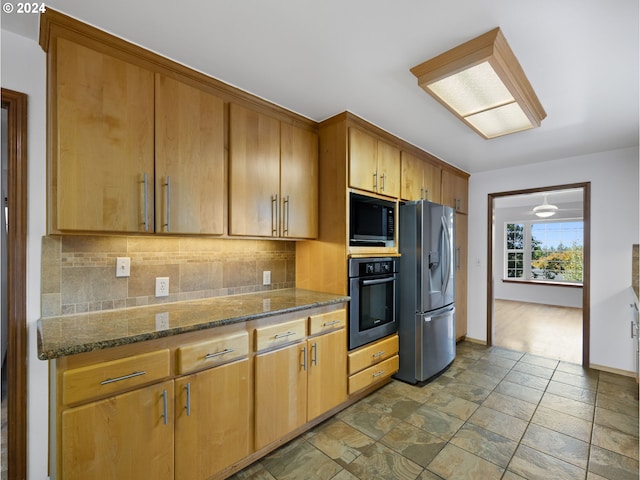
37,289,349,360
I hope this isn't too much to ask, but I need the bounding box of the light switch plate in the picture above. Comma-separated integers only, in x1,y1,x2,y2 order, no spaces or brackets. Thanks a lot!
116,257,131,277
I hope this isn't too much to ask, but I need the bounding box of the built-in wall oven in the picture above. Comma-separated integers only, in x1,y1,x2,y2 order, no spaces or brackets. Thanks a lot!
348,257,398,350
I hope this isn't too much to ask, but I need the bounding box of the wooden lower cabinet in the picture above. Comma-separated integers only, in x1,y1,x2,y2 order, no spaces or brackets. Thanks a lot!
307,329,347,420
175,359,251,479
254,328,347,450
347,334,399,395
254,342,307,450
61,380,174,480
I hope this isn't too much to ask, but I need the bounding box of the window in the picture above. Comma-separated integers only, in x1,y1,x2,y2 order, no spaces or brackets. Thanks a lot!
506,223,524,279
504,220,583,284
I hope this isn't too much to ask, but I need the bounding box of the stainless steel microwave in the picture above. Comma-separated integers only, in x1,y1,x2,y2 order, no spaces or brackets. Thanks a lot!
349,193,395,247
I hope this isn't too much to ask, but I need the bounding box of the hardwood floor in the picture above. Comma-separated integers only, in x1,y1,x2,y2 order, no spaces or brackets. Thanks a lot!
493,299,582,364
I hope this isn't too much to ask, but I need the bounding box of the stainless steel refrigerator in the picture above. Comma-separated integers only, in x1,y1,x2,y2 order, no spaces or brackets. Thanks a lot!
395,200,456,383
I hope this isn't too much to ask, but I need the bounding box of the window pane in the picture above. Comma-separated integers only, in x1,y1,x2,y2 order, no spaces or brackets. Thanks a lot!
530,221,583,282
506,223,524,250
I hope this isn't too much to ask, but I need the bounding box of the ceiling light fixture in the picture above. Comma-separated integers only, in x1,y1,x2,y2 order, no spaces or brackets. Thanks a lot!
533,194,558,218
410,27,546,139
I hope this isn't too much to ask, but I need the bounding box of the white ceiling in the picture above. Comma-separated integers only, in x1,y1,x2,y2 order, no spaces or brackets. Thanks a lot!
495,188,584,221
2,0,638,173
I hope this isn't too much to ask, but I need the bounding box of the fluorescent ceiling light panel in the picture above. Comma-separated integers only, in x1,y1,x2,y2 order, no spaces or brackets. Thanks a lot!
411,28,546,139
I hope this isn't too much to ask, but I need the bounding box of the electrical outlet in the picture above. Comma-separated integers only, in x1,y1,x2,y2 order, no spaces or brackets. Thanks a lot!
263,271,271,286
155,312,169,330
155,277,169,297
116,257,131,277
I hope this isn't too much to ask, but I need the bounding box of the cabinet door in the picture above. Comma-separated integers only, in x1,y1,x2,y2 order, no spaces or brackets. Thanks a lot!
155,75,225,234
423,162,442,203
175,359,250,479
441,170,469,214
229,103,281,236
254,343,307,450
376,140,400,198
307,329,347,420
348,128,378,193
61,380,174,480
455,213,468,340
54,38,154,233
280,123,318,238
401,151,425,201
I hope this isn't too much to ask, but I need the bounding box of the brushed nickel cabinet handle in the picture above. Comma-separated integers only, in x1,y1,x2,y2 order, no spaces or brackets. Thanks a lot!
283,195,290,236
381,173,386,191
100,370,146,385
271,194,278,236
322,320,341,327
163,176,171,232
161,389,168,425
372,351,385,358
301,346,307,371
373,171,378,190
204,348,235,360
274,331,296,340
372,370,386,378
311,343,318,366
140,173,149,231
185,383,191,417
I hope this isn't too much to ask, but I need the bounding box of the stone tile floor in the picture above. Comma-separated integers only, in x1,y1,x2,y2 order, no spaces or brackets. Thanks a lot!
230,341,639,480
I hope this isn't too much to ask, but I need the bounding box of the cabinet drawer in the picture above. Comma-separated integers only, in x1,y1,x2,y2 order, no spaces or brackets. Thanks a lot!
177,331,249,374
348,335,398,375
348,355,399,394
62,349,170,405
309,309,346,335
255,318,306,352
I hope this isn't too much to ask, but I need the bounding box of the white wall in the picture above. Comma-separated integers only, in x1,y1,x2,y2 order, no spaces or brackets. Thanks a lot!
1,29,48,479
468,146,640,373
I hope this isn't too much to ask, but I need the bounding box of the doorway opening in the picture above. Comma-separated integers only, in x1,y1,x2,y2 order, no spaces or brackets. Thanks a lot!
486,183,591,366
1,87,28,479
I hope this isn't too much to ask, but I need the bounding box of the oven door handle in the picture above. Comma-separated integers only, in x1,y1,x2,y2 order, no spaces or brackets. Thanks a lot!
361,277,395,286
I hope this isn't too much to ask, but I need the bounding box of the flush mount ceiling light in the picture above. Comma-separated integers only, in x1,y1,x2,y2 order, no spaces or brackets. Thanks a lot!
533,194,558,218
410,27,546,139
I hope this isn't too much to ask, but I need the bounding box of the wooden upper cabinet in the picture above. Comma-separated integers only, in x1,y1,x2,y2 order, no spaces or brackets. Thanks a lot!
376,141,401,198
155,75,225,235
280,123,319,239
229,103,319,238
401,151,442,202
348,128,400,198
441,170,469,214
53,37,155,233
229,103,281,237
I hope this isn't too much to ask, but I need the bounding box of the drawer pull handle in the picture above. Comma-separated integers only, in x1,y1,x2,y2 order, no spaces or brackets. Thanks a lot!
373,370,386,378
322,320,341,327
274,331,296,340
100,370,146,385
372,351,385,358
204,348,235,360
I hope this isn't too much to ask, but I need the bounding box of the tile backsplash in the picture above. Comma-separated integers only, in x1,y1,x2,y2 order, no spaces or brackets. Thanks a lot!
41,235,296,317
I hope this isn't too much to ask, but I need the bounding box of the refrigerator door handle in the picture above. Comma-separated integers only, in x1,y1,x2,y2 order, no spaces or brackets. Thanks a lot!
441,215,452,296
423,305,456,323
